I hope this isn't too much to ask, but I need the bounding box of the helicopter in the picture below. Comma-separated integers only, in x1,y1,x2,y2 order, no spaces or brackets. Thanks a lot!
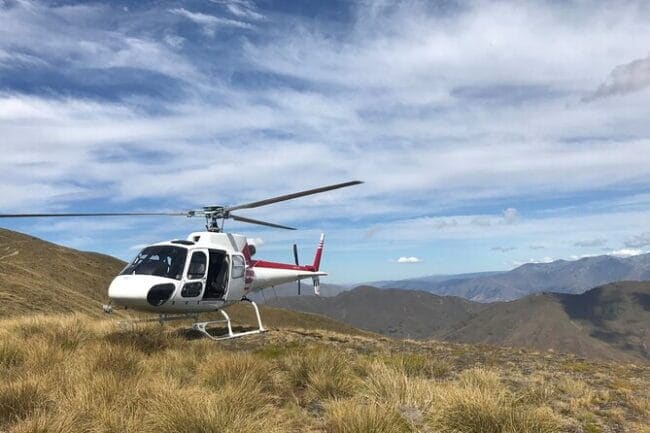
0,180,363,340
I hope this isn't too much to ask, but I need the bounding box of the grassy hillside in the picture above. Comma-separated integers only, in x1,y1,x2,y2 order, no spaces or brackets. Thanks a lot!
445,282,650,363
270,283,650,363
0,314,648,433
268,286,488,339
0,228,124,317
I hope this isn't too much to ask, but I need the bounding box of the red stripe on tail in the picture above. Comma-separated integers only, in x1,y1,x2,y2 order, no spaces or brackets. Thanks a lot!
312,233,325,271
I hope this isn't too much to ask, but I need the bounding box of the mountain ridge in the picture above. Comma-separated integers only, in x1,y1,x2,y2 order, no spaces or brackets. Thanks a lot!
269,282,650,362
365,253,650,302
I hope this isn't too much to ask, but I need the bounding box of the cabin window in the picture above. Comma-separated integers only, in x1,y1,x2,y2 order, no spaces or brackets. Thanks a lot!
121,246,187,280
232,255,245,279
187,251,207,280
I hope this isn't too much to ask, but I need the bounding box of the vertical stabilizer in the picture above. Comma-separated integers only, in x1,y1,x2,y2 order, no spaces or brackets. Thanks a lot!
312,233,325,271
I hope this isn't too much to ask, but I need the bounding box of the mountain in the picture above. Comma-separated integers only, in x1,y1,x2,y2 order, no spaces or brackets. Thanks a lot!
369,253,650,302
444,281,650,362
270,282,650,362
0,228,125,317
369,271,505,291
266,286,488,339
248,281,349,301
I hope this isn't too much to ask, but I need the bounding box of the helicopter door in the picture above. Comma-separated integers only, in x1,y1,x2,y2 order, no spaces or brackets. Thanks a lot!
180,249,208,299
226,253,246,300
203,250,228,299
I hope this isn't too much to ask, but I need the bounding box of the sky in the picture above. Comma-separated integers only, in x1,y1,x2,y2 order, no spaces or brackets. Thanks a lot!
1,0,650,283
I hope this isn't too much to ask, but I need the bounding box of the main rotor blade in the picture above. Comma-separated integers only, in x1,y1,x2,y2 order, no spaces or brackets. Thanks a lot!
0,212,190,218
225,180,363,212
230,214,296,230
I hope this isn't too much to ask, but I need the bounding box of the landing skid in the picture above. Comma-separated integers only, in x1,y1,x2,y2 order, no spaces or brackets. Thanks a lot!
192,300,266,340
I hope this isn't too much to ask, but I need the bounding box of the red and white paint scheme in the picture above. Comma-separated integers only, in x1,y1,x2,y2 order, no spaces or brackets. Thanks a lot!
108,231,326,314
0,181,362,340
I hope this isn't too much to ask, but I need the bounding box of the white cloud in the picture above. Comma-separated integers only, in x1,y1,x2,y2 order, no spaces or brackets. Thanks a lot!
609,248,644,258
226,2,265,21
163,34,185,49
585,55,650,101
502,208,519,224
396,256,423,263
247,237,264,246
491,246,516,253
1,1,650,279
574,238,607,248
511,256,555,267
0,2,200,81
169,8,252,36
624,232,650,248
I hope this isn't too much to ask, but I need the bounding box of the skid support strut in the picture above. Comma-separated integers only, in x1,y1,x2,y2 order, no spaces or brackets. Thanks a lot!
192,300,266,340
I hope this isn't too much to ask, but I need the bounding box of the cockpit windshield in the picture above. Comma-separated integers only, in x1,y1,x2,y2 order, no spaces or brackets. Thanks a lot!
120,245,188,280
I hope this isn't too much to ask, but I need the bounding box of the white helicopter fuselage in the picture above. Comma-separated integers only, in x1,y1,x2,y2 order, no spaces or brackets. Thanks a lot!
108,231,325,314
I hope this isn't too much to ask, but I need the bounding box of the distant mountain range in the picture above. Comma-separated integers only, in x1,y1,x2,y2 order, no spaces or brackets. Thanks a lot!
365,253,650,302
268,282,650,362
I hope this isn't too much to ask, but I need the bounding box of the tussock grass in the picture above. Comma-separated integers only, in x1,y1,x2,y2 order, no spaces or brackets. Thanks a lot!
0,314,646,432
383,352,449,378
363,362,435,410
0,376,51,428
324,400,412,433
279,346,361,402
427,370,562,433
0,337,25,370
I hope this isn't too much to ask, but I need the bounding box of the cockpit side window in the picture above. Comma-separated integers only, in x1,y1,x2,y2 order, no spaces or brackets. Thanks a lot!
187,251,207,280
120,246,187,280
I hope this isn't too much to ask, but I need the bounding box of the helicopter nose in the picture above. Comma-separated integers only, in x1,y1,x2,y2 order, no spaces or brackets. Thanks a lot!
108,275,178,310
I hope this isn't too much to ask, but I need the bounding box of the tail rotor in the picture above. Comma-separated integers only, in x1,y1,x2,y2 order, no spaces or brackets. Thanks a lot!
293,243,301,295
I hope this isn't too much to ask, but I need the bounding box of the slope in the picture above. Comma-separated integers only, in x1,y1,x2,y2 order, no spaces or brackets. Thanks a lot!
443,281,650,362
267,285,488,339
0,228,125,317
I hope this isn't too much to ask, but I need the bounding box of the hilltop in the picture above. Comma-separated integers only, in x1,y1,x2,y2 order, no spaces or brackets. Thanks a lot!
267,286,488,339
270,283,650,362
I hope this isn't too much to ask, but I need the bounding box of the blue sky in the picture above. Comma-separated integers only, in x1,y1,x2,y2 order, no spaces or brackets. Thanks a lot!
1,0,650,283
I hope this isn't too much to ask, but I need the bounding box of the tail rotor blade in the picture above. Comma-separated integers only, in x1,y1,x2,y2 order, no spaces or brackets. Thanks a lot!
293,243,301,295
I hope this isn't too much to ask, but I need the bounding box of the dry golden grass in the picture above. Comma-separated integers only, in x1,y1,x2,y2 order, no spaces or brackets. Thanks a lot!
0,314,647,433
